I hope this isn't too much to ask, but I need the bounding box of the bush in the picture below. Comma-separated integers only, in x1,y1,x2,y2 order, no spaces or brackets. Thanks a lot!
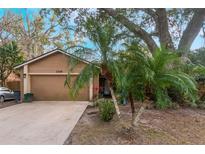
98,99,115,122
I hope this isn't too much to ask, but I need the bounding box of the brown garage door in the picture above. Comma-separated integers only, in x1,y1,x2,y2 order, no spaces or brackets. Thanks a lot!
30,75,89,101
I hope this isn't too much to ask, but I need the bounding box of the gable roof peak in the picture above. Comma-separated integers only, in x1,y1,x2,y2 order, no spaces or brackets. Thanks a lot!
14,48,92,69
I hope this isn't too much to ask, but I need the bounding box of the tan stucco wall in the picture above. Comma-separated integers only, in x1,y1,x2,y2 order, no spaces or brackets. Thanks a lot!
28,52,87,73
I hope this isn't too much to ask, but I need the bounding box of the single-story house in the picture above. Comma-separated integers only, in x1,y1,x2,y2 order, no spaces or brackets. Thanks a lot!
14,49,100,102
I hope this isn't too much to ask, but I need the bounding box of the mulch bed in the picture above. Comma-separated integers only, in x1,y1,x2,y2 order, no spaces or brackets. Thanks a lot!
65,104,205,145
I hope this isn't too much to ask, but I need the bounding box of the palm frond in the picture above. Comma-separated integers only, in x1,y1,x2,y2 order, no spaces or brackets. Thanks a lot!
84,16,120,64
69,63,100,98
151,47,179,73
64,57,80,88
120,46,199,108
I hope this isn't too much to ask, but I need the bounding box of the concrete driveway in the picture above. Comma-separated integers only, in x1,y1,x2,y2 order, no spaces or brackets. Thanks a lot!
0,101,88,145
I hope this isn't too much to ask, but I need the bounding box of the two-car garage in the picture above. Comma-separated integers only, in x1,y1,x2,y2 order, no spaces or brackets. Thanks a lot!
15,49,99,102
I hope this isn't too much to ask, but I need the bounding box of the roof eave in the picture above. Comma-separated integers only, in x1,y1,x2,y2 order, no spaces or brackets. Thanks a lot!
14,49,100,69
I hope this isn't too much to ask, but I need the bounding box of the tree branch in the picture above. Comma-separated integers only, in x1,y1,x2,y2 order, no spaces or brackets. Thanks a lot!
178,9,205,52
149,31,159,37
140,9,159,37
102,8,158,52
141,9,158,23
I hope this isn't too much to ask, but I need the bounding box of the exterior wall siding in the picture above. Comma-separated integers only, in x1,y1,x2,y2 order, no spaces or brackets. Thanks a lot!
28,52,87,74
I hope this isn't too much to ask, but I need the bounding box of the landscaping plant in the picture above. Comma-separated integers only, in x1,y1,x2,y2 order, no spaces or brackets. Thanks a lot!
64,16,123,119
63,12,204,127
112,45,199,126
98,99,115,122
147,48,198,109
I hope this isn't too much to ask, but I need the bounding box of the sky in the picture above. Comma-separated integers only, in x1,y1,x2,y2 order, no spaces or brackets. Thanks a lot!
0,8,204,50
0,8,39,20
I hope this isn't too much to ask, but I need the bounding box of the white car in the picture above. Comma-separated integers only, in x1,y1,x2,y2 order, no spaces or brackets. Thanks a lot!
0,87,16,103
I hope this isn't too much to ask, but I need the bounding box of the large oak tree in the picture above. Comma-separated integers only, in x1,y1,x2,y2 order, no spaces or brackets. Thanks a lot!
102,8,205,53
49,8,205,54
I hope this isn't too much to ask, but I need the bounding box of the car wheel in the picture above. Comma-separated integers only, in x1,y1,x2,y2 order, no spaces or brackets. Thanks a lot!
0,96,4,103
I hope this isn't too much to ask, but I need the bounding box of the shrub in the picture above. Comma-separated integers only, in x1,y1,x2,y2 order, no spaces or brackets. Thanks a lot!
98,100,115,121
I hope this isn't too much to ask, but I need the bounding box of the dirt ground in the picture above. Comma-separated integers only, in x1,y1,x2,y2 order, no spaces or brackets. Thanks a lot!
65,104,205,145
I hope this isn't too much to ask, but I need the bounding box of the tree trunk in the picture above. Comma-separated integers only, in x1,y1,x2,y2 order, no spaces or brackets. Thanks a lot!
0,74,5,87
132,105,145,127
2,79,6,87
178,9,205,53
156,9,175,50
102,8,205,53
128,92,145,127
102,65,121,119
109,86,121,119
128,92,135,122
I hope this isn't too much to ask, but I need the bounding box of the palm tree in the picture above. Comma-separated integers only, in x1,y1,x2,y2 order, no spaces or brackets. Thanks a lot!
113,45,198,126
147,48,198,108
112,44,151,126
65,16,122,118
